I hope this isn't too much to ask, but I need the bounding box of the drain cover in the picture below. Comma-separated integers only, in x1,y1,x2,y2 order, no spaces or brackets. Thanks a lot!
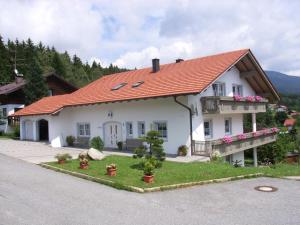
254,186,278,192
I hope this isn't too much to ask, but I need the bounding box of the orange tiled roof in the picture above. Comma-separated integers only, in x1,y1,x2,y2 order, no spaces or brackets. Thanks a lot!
284,118,296,127
14,49,249,116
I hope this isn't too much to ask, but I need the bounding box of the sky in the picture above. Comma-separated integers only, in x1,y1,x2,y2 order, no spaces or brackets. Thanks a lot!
0,0,299,75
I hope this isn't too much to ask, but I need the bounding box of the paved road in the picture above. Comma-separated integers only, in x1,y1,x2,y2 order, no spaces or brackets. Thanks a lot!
0,139,82,163
1,154,300,225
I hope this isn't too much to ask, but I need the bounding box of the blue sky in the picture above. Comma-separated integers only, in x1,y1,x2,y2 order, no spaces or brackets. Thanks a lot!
0,0,299,75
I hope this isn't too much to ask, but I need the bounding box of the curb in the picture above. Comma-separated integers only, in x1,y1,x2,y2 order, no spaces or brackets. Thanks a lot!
40,163,263,193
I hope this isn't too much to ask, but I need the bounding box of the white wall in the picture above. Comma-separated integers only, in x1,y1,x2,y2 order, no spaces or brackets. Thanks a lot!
0,104,24,133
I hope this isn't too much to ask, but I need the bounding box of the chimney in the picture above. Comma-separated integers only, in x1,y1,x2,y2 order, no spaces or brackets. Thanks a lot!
152,58,160,73
176,58,184,63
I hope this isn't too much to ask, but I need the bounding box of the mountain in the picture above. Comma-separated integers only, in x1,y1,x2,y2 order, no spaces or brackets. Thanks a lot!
265,71,300,95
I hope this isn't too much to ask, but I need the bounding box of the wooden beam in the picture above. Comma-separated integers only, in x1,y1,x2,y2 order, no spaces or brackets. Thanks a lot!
240,70,257,79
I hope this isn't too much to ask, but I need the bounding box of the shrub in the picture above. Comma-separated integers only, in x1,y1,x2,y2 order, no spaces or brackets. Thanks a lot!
177,145,188,156
54,153,72,162
13,125,20,138
143,160,155,176
211,150,222,162
133,146,147,158
90,136,104,151
66,136,75,146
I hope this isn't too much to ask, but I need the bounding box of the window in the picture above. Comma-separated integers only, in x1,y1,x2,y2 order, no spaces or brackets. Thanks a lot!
224,118,232,135
153,121,167,139
132,81,144,88
2,108,7,118
204,120,212,138
126,122,133,138
111,83,127,91
48,89,53,96
138,121,145,137
77,123,90,137
232,84,243,96
212,82,226,96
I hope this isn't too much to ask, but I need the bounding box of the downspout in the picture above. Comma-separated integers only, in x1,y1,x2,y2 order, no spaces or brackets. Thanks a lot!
173,96,194,156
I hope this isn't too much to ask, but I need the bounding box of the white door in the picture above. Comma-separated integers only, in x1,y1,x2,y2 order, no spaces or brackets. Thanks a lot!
104,122,122,148
24,120,33,140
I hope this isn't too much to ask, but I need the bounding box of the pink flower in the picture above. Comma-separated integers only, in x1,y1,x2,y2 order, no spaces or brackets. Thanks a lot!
271,127,280,133
262,128,270,135
233,95,243,101
237,134,247,140
223,136,233,144
246,96,255,102
255,96,263,102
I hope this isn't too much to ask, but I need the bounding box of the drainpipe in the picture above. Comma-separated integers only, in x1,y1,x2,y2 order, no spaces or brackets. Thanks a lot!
173,96,193,156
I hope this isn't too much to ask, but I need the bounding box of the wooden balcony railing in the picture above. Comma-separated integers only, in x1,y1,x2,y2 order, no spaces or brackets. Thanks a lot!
201,96,268,114
192,129,278,157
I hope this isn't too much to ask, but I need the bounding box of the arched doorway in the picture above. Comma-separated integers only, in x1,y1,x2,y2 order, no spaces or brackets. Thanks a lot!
38,119,49,141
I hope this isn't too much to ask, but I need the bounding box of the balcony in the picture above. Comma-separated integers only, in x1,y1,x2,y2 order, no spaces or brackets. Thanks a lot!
192,128,278,157
201,96,268,114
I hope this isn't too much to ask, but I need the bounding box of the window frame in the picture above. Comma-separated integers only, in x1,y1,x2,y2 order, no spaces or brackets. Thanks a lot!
204,119,213,139
153,121,168,140
2,108,7,118
77,122,91,137
212,82,226,96
224,118,232,135
137,121,145,137
232,84,243,96
126,121,133,138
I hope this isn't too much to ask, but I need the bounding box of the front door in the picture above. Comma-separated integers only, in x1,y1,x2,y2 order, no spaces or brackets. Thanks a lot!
104,122,122,148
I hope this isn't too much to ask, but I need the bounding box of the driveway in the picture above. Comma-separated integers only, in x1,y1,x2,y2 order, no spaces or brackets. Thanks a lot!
0,154,299,225
0,139,82,163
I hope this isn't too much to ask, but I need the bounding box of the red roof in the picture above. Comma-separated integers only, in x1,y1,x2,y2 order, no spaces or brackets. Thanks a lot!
14,49,250,116
284,119,296,127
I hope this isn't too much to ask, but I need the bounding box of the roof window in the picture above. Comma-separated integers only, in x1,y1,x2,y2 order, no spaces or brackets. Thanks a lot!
111,82,127,91
132,81,144,88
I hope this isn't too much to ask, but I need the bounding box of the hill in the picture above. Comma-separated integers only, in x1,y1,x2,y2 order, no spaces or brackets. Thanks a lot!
265,71,300,95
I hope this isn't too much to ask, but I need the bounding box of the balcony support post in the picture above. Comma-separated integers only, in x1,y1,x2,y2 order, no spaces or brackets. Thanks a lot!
252,113,258,167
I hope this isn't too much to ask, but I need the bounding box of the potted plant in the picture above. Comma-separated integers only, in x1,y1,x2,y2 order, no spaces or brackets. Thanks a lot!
117,141,123,151
177,145,188,156
106,163,117,176
79,154,89,169
55,153,72,164
66,136,75,146
143,161,155,183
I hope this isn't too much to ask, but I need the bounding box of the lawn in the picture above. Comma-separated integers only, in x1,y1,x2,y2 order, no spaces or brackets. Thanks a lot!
47,155,300,189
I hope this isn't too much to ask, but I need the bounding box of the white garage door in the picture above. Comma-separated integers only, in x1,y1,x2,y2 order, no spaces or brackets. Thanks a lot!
24,120,33,140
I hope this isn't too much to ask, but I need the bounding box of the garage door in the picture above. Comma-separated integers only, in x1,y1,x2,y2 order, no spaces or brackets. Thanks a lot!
24,120,33,140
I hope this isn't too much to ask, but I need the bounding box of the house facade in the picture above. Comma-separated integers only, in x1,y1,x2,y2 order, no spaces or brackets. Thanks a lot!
14,49,280,166
0,72,77,133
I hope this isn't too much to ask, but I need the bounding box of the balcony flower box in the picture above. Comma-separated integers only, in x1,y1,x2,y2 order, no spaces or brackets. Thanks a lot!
222,136,233,144
237,134,247,140
233,95,243,101
246,96,255,102
255,96,263,102
271,127,280,133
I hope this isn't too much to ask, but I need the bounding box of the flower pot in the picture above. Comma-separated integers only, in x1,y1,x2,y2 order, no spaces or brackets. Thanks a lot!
144,175,154,183
80,163,89,169
58,159,65,164
107,168,117,176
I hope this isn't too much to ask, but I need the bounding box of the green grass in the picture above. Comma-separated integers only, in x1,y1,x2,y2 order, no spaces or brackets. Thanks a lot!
47,155,300,189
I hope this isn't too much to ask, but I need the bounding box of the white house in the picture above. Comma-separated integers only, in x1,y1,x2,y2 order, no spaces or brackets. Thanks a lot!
13,49,280,166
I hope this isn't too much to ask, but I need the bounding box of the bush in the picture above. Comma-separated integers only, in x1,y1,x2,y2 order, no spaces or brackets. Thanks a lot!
54,153,72,162
177,145,188,156
66,136,75,146
90,136,104,151
211,150,222,162
143,160,155,176
133,146,147,158
13,125,20,138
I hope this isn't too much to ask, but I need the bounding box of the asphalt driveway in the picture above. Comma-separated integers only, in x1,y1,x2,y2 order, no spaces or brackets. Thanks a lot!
0,154,299,225
0,139,82,163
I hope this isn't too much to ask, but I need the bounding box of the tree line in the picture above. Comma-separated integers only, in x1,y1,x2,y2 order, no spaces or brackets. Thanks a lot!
0,35,128,104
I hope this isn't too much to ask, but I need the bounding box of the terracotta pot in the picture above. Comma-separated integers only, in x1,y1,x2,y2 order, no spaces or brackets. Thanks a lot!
107,168,117,176
144,175,154,183
80,163,89,169
58,159,65,164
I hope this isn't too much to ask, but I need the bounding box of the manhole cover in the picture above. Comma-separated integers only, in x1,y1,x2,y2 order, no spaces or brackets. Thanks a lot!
254,186,278,192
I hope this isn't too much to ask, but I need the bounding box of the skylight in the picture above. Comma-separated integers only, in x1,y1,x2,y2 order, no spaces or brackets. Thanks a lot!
132,81,144,88
111,82,127,91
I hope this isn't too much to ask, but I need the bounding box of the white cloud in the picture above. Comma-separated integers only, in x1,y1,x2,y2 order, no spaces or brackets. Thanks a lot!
0,0,299,75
